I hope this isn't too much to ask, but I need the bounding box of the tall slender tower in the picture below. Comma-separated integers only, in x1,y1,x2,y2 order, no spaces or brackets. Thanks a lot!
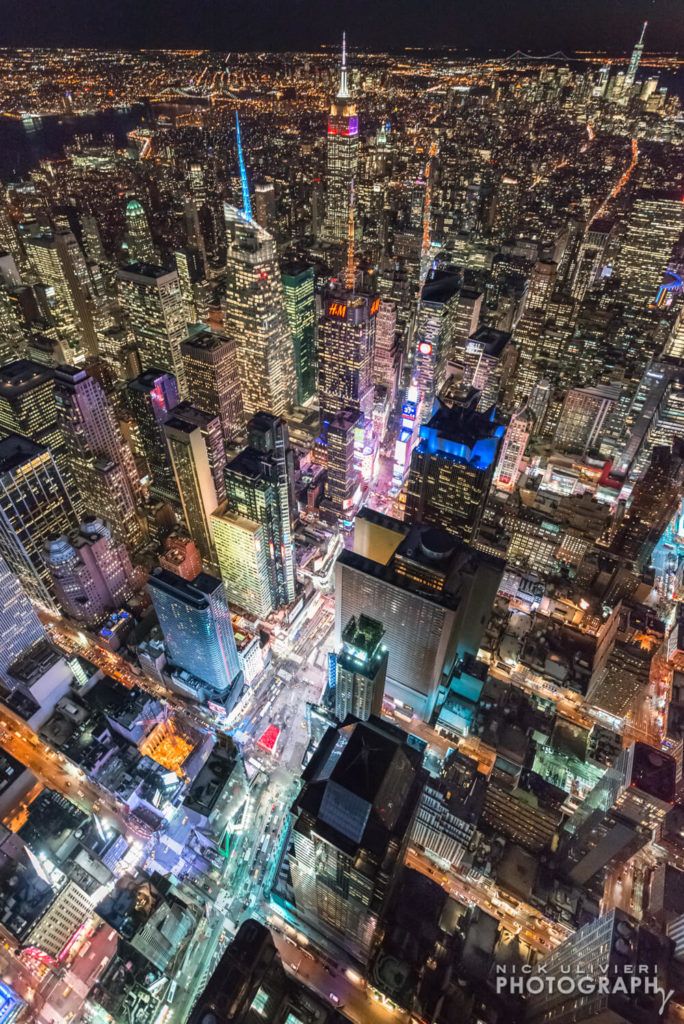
625,21,647,88
55,365,144,546
219,413,297,611
224,207,295,419
117,264,189,397
322,34,359,244
0,435,79,608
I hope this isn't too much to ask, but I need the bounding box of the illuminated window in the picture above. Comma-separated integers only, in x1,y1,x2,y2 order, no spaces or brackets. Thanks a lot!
250,987,270,1016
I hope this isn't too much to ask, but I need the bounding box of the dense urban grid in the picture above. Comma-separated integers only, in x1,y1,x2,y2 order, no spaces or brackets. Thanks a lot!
0,26,681,1024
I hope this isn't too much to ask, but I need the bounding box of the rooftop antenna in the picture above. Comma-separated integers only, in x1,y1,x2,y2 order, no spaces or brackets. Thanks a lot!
338,32,350,100
235,111,252,221
638,20,647,44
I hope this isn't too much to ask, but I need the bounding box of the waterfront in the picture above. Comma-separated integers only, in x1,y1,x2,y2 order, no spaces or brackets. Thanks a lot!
0,105,146,180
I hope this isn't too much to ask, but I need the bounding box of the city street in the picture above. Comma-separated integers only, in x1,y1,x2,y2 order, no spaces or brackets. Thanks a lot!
405,847,572,953
0,704,137,837
270,929,410,1024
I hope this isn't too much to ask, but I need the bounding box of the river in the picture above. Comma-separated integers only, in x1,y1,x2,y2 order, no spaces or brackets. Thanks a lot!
0,105,147,182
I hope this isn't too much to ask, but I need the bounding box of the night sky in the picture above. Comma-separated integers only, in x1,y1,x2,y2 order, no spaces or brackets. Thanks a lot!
3,0,683,53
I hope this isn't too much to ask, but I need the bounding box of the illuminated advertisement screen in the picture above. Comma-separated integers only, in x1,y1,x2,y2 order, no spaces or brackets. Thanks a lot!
0,982,22,1024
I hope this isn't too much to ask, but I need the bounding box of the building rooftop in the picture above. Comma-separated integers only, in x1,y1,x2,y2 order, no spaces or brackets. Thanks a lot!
281,259,314,279
630,742,677,805
295,715,425,857
0,359,54,396
339,519,503,611
148,568,224,610
420,269,461,306
226,446,269,483
163,399,215,432
118,262,174,281
0,751,27,797
127,367,176,393
183,743,238,817
0,433,45,473
341,614,385,655
180,330,232,354
419,401,505,457
468,325,512,356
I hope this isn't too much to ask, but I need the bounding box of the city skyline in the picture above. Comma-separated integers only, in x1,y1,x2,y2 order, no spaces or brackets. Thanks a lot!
0,15,681,1024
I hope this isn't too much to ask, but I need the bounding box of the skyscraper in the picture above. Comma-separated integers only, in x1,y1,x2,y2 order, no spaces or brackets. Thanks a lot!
610,440,684,570
174,246,210,325
553,383,620,455
54,364,143,545
558,742,676,890
372,298,400,406
288,715,426,961
335,511,504,719
525,910,672,1024
318,289,378,426
449,287,483,365
180,330,243,443
492,404,534,493
322,34,359,244
117,263,189,397
625,21,647,89
126,368,180,501
124,198,157,264
147,568,242,708
224,206,295,419
570,219,614,301
461,326,515,411
220,413,296,610
44,517,136,626
323,408,360,520
524,259,557,313
405,402,505,544
25,227,98,361
210,508,273,619
333,615,388,721
411,269,461,422
0,360,67,477
253,182,277,235
614,190,684,306
0,280,27,365
281,261,316,406
171,402,227,504
0,434,79,607
163,412,220,571
0,553,46,679
186,162,227,270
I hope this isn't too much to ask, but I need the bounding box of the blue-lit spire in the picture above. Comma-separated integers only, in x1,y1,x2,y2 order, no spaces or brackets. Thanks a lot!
235,111,252,221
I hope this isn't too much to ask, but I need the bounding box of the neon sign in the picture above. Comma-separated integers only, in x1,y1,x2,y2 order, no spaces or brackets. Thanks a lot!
328,302,347,318
370,297,380,316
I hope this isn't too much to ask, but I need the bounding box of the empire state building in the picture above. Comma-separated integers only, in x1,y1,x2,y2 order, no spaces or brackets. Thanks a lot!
322,34,359,244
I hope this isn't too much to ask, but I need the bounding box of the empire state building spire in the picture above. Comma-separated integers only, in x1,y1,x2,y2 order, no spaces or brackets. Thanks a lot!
322,32,359,244
338,32,350,100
